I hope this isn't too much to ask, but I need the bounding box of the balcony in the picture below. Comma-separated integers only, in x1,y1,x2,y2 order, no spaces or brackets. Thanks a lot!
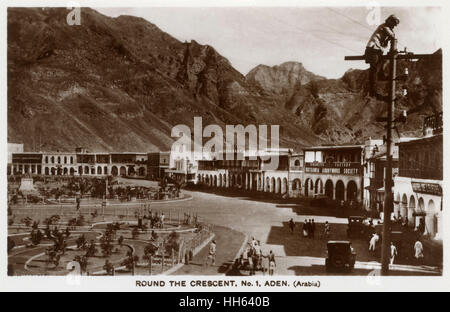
305,162,362,175
399,168,442,181
423,112,442,134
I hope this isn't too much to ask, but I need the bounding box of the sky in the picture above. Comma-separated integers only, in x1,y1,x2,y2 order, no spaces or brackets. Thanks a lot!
95,6,443,79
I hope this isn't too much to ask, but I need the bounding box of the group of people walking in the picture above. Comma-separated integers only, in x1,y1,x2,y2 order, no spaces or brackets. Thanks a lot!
289,218,330,239
238,237,276,276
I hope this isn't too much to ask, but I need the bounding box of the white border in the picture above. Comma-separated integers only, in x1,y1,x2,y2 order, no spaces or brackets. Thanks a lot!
1,0,449,292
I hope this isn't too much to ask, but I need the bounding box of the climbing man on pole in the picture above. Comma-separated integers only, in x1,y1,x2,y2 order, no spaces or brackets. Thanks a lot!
365,14,400,99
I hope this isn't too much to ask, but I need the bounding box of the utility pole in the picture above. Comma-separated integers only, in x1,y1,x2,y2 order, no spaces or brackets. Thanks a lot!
345,38,439,275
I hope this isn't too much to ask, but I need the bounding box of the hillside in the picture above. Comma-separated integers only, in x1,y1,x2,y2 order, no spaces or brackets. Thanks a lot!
7,8,442,153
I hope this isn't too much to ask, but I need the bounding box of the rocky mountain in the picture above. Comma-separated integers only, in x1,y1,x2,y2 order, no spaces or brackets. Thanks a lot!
246,62,324,95
7,8,442,153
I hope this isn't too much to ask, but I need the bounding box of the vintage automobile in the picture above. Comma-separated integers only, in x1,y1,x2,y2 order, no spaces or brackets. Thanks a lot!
325,240,356,272
347,216,371,238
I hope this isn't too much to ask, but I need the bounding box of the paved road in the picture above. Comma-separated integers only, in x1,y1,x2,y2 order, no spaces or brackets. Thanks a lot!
9,185,441,276
143,190,441,276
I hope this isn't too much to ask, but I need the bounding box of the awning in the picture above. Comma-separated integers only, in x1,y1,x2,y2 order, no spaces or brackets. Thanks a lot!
376,187,385,193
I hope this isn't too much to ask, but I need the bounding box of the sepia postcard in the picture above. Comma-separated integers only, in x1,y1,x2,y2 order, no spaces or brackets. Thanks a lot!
1,0,448,292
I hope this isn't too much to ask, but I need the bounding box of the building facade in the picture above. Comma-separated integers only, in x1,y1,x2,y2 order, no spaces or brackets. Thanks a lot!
303,145,364,204
8,149,147,178
393,113,443,239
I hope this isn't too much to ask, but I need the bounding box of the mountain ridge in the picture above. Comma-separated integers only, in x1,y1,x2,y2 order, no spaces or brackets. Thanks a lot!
7,8,442,153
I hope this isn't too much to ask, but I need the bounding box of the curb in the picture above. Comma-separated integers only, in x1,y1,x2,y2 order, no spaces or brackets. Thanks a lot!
165,233,216,276
223,234,249,276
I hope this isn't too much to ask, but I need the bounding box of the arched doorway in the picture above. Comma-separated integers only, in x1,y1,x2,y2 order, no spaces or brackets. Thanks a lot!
394,193,401,218
120,166,126,176
304,178,312,197
417,197,425,228
401,194,408,219
325,180,333,199
219,174,223,187
335,180,345,201
265,177,270,192
84,166,89,175
45,167,50,175
138,167,145,176
104,166,109,175
315,179,323,195
111,166,118,176
271,177,276,193
408,195,415,227
70,168,75,176
51,167,56,175
276,178,281,194
282,178,288,194
97,166,102,175
214,175,217,187
426,200,437,237
347,181,357,202
63,167,68,175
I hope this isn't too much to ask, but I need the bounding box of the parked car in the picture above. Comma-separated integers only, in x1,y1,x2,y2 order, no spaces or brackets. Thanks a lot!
325,241,356,272
347,216,371,239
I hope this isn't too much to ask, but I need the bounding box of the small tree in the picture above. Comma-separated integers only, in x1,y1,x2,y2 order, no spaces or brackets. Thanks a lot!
32,221,39,230
74,255,88,274
85,240,97,257
118,235,124,246
121,251,139,273
45,225,52,240
76,234,87,249
103,260,114,275
143,243,158,274
165,231,181,254
30,229,43,246
100,234,114,258
131,227,139,239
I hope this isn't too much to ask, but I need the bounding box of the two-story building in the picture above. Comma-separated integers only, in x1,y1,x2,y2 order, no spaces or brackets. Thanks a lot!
303,145,364,205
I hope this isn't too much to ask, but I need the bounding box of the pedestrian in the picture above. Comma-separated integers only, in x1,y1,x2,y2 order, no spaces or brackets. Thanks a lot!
261,251,269,276
311,219,316,239
302,220,308,238
323,221,330,239
369,233,379,252
390,242,397,265
268,250,276,276
205,240,216,267
414,239,424,263
364,14,399,98
289,218,295,234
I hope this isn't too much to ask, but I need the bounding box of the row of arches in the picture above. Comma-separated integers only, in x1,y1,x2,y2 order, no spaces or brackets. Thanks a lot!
198,172,301,196
41,166,146,177
304,178,358,201
395,193,440,237
197,172,361,202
